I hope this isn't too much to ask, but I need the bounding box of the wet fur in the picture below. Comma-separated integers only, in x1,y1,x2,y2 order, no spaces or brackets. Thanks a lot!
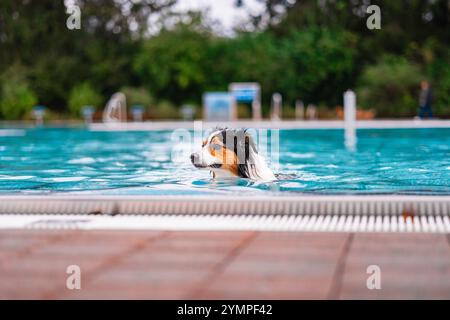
191,128,277,181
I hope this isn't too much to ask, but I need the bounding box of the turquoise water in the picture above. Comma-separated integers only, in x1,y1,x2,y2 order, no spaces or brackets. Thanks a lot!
0,128,449,195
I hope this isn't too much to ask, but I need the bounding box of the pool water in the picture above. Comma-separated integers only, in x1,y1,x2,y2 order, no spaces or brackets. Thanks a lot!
0,128,449,195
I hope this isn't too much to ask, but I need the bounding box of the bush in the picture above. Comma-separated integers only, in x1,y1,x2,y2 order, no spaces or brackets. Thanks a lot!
278,28,358,106
426,46,450,118
120,87,153,109
0,64,38,120
147,100,180,119
133,19,211,105
432,66,450,118
357,56,423,117
68,83,102,117
236,103,253,119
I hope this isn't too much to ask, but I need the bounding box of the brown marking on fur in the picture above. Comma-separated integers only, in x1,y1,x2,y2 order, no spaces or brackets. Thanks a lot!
221,162,239,176
210,136,221,145
208,136,239,176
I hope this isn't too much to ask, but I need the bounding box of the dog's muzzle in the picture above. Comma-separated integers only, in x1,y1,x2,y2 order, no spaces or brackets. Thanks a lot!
190,153,205,168
190,153,221,169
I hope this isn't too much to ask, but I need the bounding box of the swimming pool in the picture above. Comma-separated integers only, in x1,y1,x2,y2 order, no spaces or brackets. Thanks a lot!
0,127,449,196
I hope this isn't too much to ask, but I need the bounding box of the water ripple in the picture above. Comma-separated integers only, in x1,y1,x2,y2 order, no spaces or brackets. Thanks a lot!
0,128,448,195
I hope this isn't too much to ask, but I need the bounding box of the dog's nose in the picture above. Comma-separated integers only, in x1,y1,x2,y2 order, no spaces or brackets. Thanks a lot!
190,153,198,164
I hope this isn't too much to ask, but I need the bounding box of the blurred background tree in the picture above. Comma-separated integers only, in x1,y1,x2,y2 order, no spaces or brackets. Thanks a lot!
120,87,154,108
0,0,174,115
68,82,103,117
0,64,37,120
357,56,424,117
134,12,212,105
0,0,448,119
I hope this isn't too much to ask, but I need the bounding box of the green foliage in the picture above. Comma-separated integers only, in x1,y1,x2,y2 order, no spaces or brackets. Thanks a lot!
422,40,450,117
134,19,211,104
210,32,279,98
148,100,180,119
432,67,450,117
0,65,38,120
134,24,357,108
357,56,424,117
0,0,176,108
68,83,103,117
277,27,357,106
120,87,154,108
0,1,448,119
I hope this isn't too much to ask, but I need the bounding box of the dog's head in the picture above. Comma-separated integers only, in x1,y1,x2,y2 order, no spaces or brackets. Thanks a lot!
190,128,276,181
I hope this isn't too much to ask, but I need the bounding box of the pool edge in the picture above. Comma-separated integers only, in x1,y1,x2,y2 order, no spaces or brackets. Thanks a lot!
0,194,448,215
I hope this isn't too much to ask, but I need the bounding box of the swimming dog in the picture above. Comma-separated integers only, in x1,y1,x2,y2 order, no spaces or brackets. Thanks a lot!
190,128,277,181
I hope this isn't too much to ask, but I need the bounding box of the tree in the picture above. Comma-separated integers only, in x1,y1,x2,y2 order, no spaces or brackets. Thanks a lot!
357,56,423,117
134,13,213,104
68,83,103,117
276,27,357,106
0,0,176,110
0,64,37,120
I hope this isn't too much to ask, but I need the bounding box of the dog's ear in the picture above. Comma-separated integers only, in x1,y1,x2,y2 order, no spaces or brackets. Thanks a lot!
237,163,250,178
237,134,251,178
232,129,248,164
237,131,260,178
244,131,257,154
244,132,264,179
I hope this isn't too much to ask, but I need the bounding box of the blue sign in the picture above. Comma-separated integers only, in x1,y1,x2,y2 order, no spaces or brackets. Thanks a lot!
231,87,258,103
203,92,234,121
33,105,46,112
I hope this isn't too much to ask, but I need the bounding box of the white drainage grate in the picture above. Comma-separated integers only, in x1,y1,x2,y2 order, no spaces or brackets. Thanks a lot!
0,195,449,216
0,214,449,233
0,195,448,233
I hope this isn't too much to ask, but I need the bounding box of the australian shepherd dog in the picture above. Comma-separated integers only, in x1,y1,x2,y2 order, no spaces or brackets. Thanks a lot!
190,128,277,181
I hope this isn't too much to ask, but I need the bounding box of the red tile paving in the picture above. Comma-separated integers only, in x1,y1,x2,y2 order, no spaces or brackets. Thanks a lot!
0,230,449,299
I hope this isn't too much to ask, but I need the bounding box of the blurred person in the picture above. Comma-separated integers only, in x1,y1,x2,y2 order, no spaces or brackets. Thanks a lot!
418,80,433,119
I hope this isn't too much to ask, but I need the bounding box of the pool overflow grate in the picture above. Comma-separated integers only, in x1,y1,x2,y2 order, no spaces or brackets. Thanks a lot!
0,196,448,233
0,195,449,216
0,214,449,233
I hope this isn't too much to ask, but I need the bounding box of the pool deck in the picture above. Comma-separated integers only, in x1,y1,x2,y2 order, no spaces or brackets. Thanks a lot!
0,194,449,299
89,119,450,131
1,229,449,299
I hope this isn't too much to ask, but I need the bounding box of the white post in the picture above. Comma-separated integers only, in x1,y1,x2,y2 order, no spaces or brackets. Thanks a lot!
252,83,262,120
32,106,46,126
306,104,317,120
295,100,304,120
252,98,262,121
271,93,282,121
82,106,94,124
344,90,357,151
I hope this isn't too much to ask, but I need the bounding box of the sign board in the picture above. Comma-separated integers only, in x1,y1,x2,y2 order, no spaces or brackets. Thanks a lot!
229,82,261,120
231,87,258,103
203,92,236,121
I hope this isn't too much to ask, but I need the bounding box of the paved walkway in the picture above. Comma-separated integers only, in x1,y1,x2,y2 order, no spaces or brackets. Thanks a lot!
1,230,449,299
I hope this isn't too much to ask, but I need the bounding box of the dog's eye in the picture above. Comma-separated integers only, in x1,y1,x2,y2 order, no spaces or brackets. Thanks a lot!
210,143,222,151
